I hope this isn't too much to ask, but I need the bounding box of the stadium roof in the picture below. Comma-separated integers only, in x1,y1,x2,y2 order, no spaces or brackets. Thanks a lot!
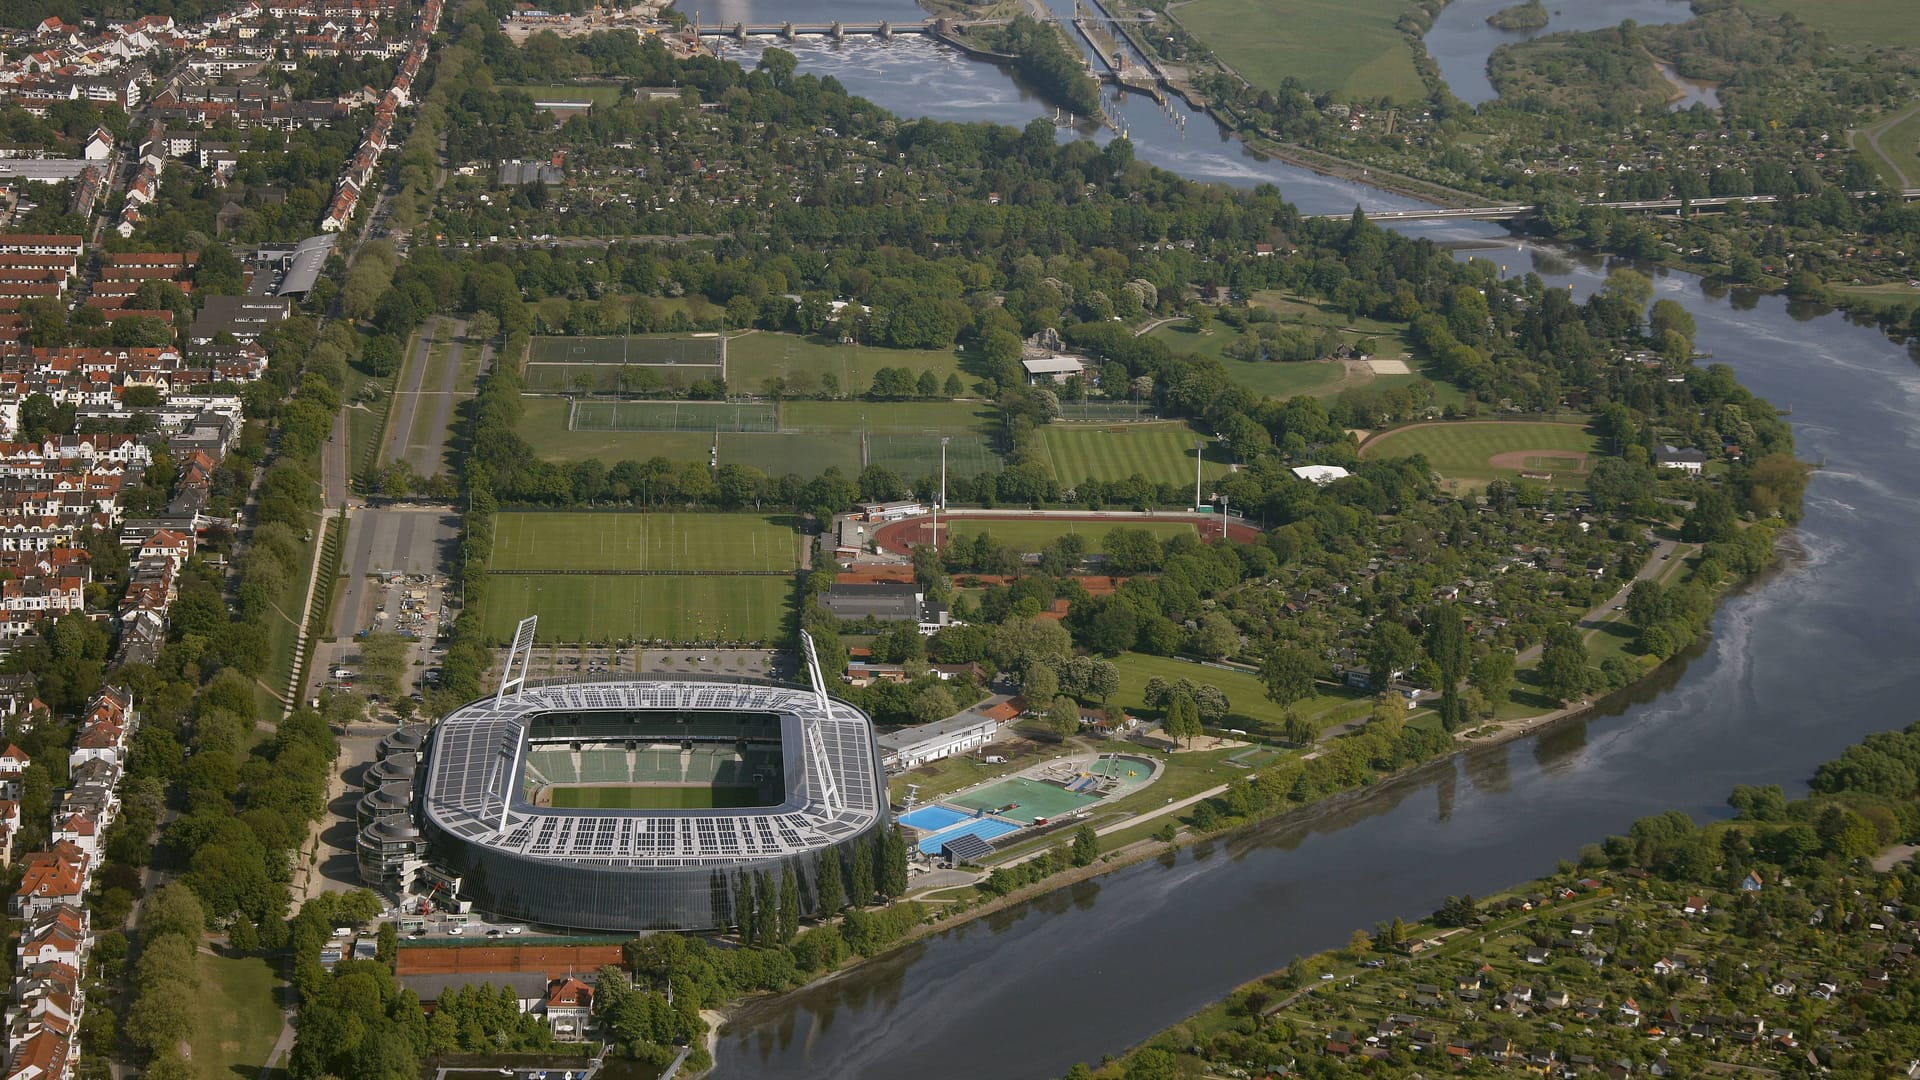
421,679,884,869
276,234,333,297
940,832,994,863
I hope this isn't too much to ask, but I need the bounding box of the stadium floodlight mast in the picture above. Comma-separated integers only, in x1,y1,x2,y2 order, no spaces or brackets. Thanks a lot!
797,629,843,813
934,435,950,549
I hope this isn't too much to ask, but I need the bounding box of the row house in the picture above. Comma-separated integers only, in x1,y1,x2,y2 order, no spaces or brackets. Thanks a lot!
13,842,87,920
0,576,85,639
5,683,140,1078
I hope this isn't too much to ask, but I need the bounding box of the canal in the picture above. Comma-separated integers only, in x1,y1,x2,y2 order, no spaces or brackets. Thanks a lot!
661,3,1920,1076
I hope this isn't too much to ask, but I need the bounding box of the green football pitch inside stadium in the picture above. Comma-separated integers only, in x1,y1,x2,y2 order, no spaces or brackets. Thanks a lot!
546,784,768,810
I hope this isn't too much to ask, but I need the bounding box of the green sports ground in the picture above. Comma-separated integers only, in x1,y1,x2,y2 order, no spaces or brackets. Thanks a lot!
480,574,791,643
1359,420,1600,488
1042,422,1231,488
491,512,798,572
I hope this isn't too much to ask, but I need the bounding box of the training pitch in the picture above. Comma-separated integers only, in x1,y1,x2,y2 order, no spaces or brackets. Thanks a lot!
491,512,797,572
480,575,790,643
1042,422,1230,488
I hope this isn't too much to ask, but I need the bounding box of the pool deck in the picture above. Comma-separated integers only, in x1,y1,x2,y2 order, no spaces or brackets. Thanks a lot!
895,750,1164,836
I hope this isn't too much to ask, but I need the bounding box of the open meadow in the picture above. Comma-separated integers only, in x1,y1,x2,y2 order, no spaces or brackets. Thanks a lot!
480,574,791,643
492,512,798,572
1042,422,1229,488
1175,0,1428,100
1736,0,1920,46
1107,652,1373,740
1360,419,1600,488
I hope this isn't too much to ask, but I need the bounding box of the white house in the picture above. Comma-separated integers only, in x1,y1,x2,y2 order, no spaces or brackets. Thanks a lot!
1655,444,1707,474
876,711,999,771
1292,464,1352,486
1020,355,1085,385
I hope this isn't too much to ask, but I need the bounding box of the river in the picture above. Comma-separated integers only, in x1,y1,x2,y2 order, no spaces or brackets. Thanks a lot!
1422,0,1698,106
665,4,1920,1077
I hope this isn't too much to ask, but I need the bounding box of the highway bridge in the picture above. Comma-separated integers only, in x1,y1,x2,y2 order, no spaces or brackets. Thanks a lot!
1310,188,1920,223
688,12,1153,42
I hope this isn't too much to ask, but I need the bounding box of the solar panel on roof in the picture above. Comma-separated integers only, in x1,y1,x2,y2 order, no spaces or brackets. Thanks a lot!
941,833,995,863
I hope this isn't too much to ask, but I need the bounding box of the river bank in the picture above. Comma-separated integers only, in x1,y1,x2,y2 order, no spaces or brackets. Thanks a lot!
705,539,1791,1044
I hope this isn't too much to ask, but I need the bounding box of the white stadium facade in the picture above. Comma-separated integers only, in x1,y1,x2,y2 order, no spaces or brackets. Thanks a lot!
363,626,890,932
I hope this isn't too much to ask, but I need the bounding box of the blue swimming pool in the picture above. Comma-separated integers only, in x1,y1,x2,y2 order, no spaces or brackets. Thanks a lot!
917,817,1021,855
898,805,970,832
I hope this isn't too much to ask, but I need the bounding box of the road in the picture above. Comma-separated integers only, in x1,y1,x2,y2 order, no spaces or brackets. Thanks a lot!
1854,104,1920,190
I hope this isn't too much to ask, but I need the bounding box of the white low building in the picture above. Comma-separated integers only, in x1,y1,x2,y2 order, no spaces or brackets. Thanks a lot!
1021,355,1085,384
1291,464,1351,486
877,711,999,771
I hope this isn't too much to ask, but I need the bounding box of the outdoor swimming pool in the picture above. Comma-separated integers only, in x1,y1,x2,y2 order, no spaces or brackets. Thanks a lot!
898,804,970,832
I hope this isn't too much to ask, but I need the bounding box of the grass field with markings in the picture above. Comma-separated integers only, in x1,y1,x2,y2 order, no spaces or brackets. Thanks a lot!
1042,423,1230,488
481,575,791,643
1360,420,1600,487
547,784,766,809
492,512,796,572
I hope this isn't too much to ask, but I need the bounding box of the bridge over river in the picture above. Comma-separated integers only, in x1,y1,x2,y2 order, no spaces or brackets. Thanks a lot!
1309,188,1920,223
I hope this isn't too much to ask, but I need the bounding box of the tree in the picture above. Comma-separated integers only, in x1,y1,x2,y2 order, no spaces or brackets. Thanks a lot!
777,869,801,945
880,827,909,898
1367,621,1417,688
849,837,875,907
910,685,956,725
1072,823,1099,866
1260,646,1320,710
816,848,844,915
1163,693,1202,749
1538,623,1592,703
1470,650,1515,705
1191,611,1238,658
1049,694,1081,740
756,871,780,946
1283,711,1317,746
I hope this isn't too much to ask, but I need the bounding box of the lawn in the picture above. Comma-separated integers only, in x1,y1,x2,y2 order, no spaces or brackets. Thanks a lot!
1359,419,1600,488
188,951,283,1080
1107,652,1372,739
723,332,969,397
480,574,791,643
1042,422,1229,488
517,396,1006,478
946,518,1199,553
1176,0,1428,100
1736,0,1920,46
491,512,798,572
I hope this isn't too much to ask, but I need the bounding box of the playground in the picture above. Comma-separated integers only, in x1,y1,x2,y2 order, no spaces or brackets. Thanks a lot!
897,753,1161,856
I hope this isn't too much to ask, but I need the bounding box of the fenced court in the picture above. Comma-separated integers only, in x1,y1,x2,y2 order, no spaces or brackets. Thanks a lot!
491,512,797,572
946,777,1101,824
569,400,779,433
525,334,725,391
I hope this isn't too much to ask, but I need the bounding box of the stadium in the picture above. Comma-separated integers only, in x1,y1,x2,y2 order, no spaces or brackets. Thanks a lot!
412,627,888,932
